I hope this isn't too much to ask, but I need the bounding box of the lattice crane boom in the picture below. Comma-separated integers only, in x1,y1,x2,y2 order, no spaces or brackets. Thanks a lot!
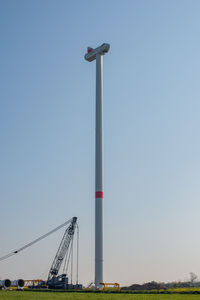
47,217,77,281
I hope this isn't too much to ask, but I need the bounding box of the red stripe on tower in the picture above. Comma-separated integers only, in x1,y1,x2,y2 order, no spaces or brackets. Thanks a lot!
95,191,104,198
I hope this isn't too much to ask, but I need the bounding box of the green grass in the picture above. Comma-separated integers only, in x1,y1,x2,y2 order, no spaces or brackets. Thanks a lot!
2,292,200,300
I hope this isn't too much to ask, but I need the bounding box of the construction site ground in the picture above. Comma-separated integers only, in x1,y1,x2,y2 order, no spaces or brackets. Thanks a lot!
1,291,200,300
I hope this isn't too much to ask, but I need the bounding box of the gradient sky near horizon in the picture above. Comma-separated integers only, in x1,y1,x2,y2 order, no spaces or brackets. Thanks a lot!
1,0,200,286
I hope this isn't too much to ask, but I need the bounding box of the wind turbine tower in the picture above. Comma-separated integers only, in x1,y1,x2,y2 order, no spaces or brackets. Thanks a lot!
85,43,110,288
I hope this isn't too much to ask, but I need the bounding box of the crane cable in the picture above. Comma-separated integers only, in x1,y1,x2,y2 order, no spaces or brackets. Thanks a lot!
62,227,74,274
62,244,68,274
76,224,79,285
71,234,74,284
0,218,73,262
63,223,79,284
65,236,73,275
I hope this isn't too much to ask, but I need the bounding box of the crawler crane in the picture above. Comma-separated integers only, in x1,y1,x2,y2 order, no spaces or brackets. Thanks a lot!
46,217,81,289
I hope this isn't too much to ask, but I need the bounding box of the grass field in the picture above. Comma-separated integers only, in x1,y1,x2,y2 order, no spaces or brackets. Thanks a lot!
2,292,200,300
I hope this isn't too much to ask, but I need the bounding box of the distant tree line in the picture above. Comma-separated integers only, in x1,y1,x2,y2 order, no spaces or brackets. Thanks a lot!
122,273,200,291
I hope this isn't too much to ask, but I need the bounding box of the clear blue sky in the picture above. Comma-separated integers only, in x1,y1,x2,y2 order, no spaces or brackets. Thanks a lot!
1,0,200,286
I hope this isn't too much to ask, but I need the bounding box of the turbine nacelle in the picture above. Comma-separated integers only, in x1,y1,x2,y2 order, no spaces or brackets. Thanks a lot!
84,43,110,62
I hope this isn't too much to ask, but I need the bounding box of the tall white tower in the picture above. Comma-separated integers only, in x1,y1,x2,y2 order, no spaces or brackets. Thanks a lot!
85,43,110,288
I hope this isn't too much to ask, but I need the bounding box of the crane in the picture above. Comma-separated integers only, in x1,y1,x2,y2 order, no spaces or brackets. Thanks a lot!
0,216,81,290
46,217,78,289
